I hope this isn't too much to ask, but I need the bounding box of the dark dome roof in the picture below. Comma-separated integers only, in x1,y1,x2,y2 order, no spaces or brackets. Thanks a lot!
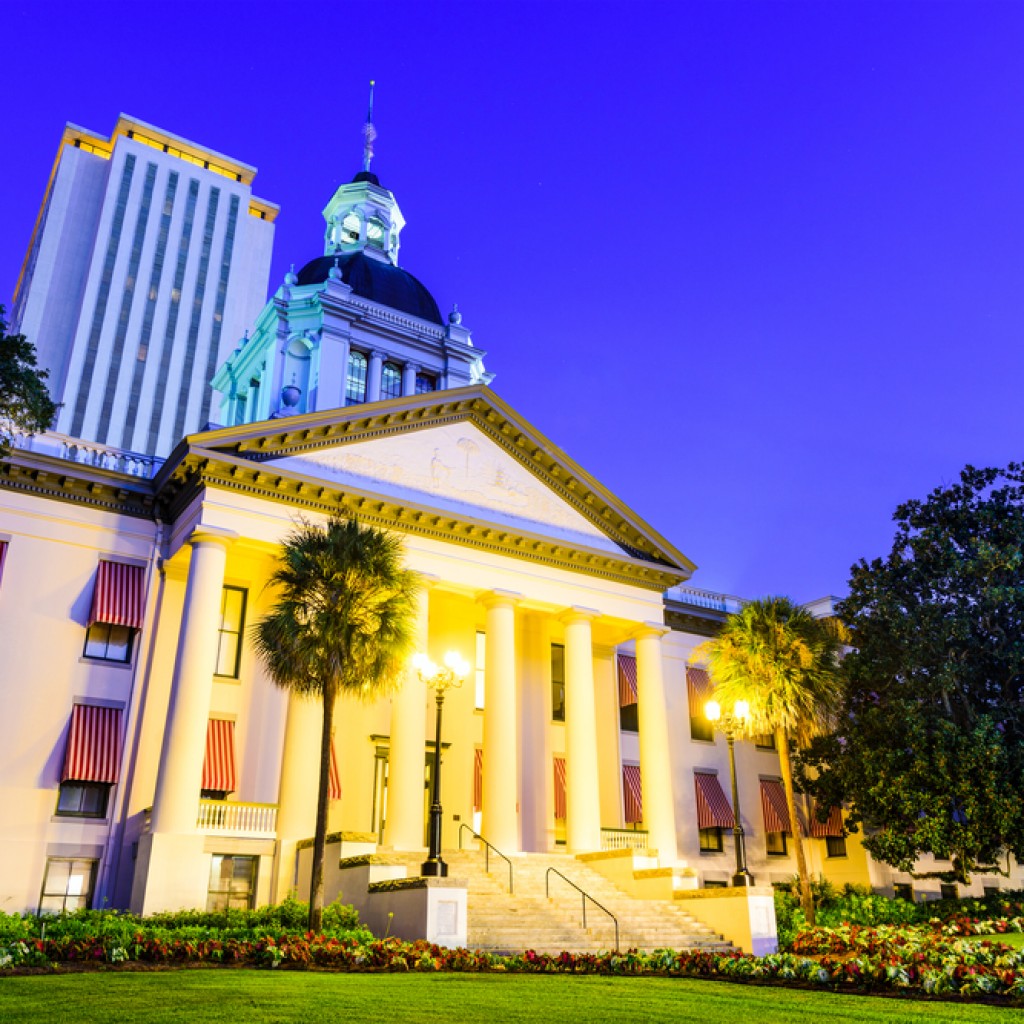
296,251,442,325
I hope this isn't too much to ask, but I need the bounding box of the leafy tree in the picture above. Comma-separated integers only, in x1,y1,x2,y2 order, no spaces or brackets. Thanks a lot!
802,464,1024,884
253,516,419,931
698,597,847,925
0,305,58,457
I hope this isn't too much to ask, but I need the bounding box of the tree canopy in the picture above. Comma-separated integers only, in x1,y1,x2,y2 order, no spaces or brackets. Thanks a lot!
699,596,847,923
801,464,1024,883
253,516,420,929
0,306,58,457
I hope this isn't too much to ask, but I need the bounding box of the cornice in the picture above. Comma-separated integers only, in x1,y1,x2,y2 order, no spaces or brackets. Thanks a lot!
155,448,685,591
0,452,156,519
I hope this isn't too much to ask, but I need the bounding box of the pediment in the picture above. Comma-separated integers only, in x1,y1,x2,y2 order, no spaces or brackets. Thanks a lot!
267,422,625,554
171,386,695,584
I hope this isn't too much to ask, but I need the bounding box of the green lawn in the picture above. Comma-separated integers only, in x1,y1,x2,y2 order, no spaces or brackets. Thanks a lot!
0,971,1014,1024
974,932,1024,949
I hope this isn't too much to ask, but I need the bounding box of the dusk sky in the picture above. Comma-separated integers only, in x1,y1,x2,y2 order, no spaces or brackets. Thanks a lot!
4,1,1023,603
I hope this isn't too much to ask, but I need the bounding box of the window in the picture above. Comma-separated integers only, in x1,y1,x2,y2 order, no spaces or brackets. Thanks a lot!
346,350,368,404
40,858,96,914
415,372,436,394
983,885,1001,897
704,880,728,889
551,643,565,722
699,827,724,853
83,622,134,662
380,361,402,400
215,586,247,678
825,834,848,858
475,631,486,709
940,883,958,901
687,666,715,742
617,653,637,732
765,831,788,856
84,560,146,663
206,854,257,911
754,733,776,750
893,883,915,902
57,781,110,818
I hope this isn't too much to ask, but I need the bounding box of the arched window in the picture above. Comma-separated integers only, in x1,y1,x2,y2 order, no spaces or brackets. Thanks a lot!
381,361,402,401
340,212,361,245
415,371,437,395
346,351,368,404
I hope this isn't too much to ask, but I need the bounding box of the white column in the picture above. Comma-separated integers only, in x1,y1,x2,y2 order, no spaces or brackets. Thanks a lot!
367,349,385,403
150,528,236,835
402,361,420,397
384,581,432,849
634,622,678,863
518,612,552,852
480,590,520,852
273,691,322,899
562,607,602,852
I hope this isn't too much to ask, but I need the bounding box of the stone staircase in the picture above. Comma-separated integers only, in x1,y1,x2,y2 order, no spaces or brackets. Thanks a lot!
383,848,733,954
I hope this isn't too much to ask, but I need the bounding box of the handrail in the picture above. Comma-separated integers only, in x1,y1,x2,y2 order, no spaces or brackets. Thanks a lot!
545,867,619,952
458,824,514,894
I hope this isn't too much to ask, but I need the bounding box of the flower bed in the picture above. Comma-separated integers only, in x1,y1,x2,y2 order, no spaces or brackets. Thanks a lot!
2,926,1023,1002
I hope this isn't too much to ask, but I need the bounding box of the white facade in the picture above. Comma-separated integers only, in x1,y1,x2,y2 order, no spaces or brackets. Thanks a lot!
12,115,277,457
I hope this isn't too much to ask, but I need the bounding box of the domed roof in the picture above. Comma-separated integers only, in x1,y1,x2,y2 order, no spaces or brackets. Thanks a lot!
296,251,442,325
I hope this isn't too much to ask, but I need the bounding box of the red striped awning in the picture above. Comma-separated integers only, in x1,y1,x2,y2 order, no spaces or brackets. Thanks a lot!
474,748,483,812
329,739,341,801
553,756,566,820
617,653,638,708
202,719,237,793
686,665,712,712
694,771,735,830
88,560,146,629
62,704,123,783
0,540,7,587
760,778,808,835
810,802,844,838
622,763,643,824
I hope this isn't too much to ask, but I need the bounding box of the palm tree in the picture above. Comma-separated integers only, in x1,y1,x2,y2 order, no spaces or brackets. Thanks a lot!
253,516,420,931
697,597,847,925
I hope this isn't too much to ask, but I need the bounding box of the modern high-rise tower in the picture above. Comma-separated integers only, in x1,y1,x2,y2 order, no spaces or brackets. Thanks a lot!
11,115,277,456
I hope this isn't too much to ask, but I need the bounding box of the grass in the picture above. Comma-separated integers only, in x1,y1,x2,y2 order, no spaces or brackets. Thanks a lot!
974,932,1024,949
0,971,1015,1024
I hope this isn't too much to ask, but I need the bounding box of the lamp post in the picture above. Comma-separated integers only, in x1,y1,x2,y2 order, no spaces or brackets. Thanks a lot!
413,650,468,877
705,699,754,887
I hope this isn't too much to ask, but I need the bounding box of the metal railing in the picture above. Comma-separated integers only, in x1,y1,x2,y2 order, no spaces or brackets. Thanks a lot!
545,867,619,952
458,824,514,893
197,800,278,835
600,827,650,851
9,429,165,479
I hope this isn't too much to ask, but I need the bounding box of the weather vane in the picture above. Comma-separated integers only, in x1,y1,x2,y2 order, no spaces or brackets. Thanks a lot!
363,79,376,173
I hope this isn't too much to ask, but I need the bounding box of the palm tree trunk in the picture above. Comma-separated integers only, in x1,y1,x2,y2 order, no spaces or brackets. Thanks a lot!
308,687,335,933
777,729,815,926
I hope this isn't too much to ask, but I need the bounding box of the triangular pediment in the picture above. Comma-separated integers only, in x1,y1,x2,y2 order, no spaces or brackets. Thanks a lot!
164,386,695,587
268,421,623,554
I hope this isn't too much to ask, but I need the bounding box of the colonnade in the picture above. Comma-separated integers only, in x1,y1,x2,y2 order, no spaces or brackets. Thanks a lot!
148,529,681,879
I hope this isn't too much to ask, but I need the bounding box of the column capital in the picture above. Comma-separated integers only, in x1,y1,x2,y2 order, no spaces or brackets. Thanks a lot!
558,605,601,626
477,588,521,610
632,620,669,641
405,361,421,374
369,349,387,362
189,527,238,552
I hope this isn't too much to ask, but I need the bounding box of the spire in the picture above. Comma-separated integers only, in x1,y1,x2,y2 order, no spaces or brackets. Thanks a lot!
362,79,377,173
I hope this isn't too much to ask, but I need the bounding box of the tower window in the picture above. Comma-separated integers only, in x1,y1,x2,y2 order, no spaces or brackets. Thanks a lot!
381,361,402,401
346,351,368,404
341,212,360,244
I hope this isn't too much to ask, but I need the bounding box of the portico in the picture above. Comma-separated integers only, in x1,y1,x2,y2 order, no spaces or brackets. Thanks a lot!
124,385,692,912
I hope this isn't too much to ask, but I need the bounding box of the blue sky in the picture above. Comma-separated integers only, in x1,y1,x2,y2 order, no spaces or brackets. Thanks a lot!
4,1,1023,601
